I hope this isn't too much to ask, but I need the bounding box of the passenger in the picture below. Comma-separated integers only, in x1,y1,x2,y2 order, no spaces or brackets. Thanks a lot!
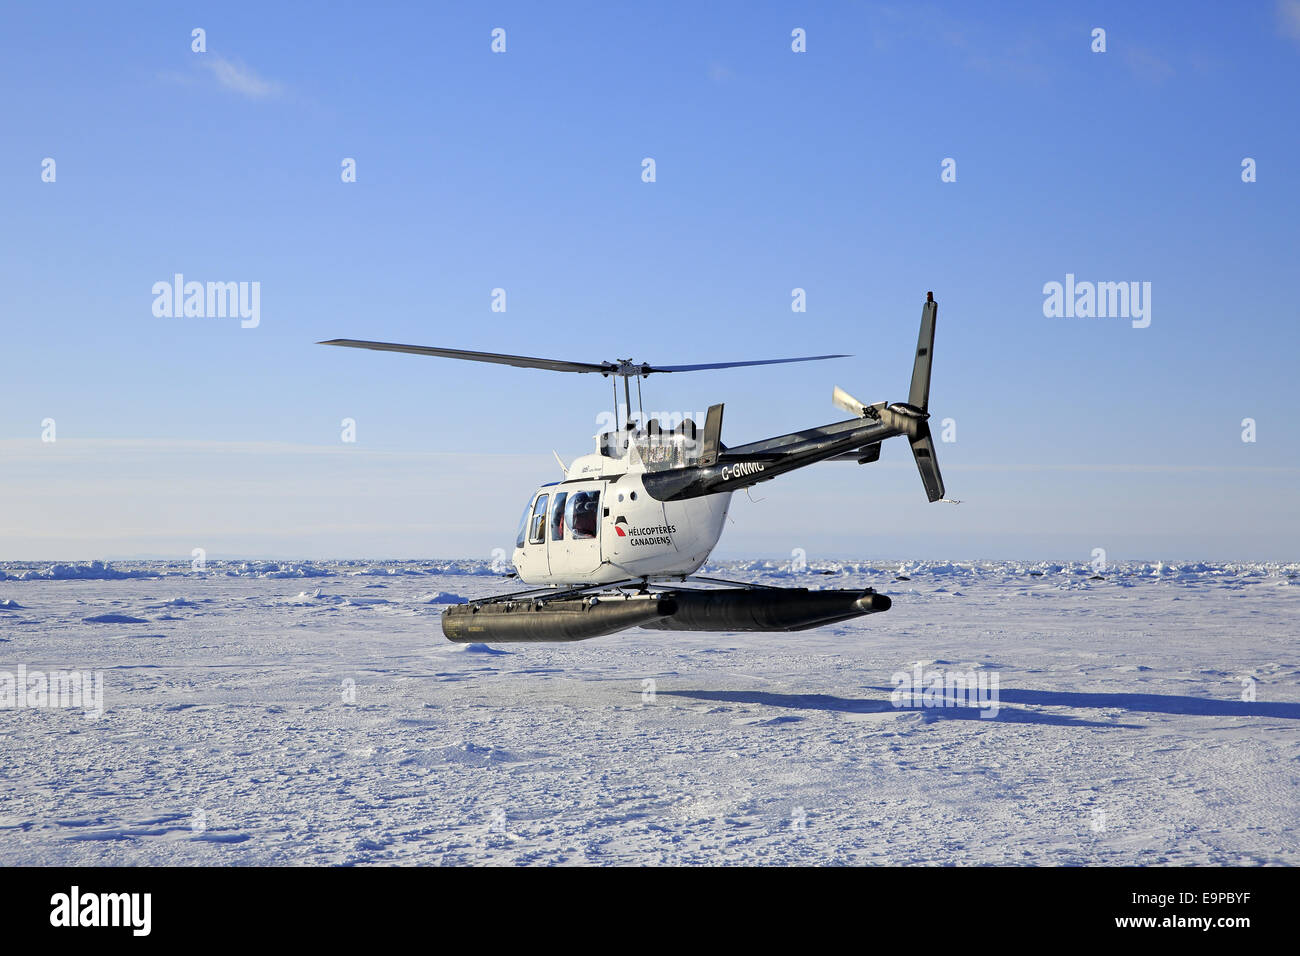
571,495,598,539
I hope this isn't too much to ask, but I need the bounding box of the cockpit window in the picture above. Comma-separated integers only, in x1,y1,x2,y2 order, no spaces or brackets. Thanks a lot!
550,492,568,541
528,494,549,545
566,490,600,540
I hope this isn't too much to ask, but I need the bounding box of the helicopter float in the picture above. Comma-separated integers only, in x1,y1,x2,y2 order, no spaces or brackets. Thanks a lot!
321,292,948,643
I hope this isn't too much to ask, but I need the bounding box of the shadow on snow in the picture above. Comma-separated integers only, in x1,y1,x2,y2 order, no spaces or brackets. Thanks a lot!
657,686,1300,726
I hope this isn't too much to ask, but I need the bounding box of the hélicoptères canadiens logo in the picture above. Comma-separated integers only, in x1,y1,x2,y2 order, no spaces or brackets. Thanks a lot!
614,516,676,546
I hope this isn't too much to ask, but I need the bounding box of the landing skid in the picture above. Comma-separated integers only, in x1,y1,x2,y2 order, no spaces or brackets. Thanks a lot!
445,575,890,642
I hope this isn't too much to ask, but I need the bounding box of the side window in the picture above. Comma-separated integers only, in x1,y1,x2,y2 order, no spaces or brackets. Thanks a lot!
528,494,549,545
567,490,600,540
550,492,568,541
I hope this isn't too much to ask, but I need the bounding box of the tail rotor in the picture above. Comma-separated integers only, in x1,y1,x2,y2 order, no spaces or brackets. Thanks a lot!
831,292,946,502
903,293,944,502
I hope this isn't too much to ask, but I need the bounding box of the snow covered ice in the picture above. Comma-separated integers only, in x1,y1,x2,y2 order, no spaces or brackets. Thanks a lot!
0,558,1296,865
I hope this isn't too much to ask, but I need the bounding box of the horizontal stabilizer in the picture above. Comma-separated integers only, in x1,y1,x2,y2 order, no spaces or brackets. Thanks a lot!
824,443,882,463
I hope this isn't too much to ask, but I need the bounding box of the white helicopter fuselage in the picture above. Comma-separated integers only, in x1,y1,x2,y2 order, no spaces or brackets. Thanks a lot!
511,443,732,586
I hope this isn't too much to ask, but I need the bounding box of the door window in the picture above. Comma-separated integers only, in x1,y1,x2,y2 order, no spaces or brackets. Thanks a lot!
550,492,568,541
566,490,600,540
528,494,549,544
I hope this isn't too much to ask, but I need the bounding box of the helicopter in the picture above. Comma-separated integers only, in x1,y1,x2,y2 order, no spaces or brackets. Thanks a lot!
320,292,948,642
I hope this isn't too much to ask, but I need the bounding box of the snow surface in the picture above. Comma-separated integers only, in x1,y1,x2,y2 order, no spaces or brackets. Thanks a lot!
1,558,1297,865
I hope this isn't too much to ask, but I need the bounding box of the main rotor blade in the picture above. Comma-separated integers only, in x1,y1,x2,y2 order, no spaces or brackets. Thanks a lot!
318,339,610,374
319,340,851,377
648,354,850,373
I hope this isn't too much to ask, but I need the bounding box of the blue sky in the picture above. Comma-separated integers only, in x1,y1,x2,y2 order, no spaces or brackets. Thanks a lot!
2,1,1298,561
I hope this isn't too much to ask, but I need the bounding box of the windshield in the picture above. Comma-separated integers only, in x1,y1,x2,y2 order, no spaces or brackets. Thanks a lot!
514,499,532,549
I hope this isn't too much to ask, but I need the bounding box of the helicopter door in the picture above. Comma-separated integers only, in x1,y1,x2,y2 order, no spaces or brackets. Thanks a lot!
549,483,602,578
